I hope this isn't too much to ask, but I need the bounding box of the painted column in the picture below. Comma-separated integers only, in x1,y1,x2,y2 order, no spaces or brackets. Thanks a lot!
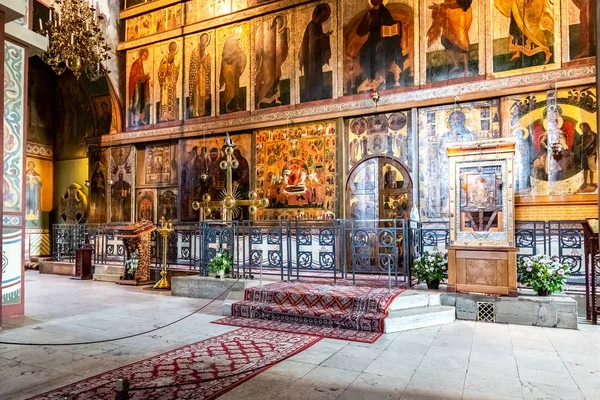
2,40,26,318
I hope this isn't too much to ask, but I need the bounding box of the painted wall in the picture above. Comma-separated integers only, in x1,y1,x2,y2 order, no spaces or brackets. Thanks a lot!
53,159,89,224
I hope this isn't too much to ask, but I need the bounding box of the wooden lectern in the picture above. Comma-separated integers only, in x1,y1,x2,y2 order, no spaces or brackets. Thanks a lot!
581,219,598,324
115,221,156,285
446,140,518,297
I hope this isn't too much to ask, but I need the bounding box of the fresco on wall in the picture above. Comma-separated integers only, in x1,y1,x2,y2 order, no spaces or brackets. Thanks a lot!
110,146,136,223
489,0,560,75
158,189,178,222
296,1,337,103
502,86,597,199
127,46,154,127
179,134,251,221
25,158,52,228
253,12,292,109
89,149,108,224
343,0,416,95
145,144,172,184
217,23,250,114
422,0,483,82
185,31,215,119
28,60,54,146
256,120,337,220
136,189,156,222
346,111,412,171
92,95,115,135
565,0,596,60
55,74,94,160
418,100,502,221
125,4,183,42
155,39,183,123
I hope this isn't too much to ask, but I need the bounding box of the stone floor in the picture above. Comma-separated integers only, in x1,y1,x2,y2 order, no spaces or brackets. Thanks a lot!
0,272,599,400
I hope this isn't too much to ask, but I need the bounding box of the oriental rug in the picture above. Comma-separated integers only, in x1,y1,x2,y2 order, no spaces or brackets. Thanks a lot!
213,282,405,343
30,328,320,400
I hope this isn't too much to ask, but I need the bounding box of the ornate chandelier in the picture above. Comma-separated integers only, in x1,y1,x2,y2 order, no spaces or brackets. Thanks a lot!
39,0,110,81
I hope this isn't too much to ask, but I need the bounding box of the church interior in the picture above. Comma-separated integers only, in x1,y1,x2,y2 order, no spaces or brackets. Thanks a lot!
1,0,600,399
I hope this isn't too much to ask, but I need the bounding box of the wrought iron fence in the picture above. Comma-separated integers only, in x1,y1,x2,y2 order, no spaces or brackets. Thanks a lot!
51,219,587,286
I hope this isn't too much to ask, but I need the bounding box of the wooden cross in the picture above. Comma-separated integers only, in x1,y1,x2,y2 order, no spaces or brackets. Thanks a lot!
192,133,268,222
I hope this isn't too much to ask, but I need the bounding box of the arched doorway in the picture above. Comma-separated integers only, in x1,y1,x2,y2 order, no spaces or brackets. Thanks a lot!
344,156,413,276
346,156,413,221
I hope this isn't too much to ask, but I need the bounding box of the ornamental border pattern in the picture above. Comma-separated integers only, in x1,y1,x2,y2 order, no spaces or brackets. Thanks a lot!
3,42,25,212
100,64,596,146
26,143,53,159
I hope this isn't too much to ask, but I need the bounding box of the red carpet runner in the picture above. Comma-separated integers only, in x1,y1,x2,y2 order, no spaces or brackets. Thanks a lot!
30,328,320,400
213,282,404,343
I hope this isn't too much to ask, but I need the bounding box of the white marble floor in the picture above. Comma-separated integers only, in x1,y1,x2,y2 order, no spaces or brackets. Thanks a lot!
1,272,600,400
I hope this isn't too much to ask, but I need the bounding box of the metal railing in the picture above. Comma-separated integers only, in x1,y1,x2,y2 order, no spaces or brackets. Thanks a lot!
51,219,587,286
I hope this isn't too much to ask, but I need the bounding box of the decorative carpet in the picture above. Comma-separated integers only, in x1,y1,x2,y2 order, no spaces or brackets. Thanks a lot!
212,282,405,343
30,328,320,400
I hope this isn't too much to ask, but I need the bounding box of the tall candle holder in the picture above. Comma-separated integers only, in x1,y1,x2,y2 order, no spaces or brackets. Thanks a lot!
154,218,174,290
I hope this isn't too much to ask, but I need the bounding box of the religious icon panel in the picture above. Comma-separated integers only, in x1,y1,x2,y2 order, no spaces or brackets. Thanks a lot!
294,0,338,104
421,0,485,83
92,95,115,135
126,46,154,128
345,111,412,172
154,38,183,123
185,30,215,119
145,144,172,184
251,11,294,110
502,85,598,200
136,189,157,223
89,149,108,224
418,100,502,222
487,0,561,76
125,4,183,42
255,120,337,220
110,146,136,223
562,0,597,61
342,0,418,95
158,188,178,222
216,23,251,115
179,133,251,222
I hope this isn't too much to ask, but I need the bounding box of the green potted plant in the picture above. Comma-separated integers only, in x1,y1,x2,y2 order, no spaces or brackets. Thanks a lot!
208,250,232,279
517,255,570,296
412,250,448,289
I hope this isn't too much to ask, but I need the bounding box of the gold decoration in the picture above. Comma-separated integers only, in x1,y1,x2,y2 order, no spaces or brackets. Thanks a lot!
154,218,174,290
39,0,111,81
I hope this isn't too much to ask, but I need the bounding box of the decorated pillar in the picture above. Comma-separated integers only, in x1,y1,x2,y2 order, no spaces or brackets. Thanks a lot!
1,0,47,324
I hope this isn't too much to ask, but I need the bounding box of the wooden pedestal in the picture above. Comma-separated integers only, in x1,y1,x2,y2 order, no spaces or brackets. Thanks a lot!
448,246,518,297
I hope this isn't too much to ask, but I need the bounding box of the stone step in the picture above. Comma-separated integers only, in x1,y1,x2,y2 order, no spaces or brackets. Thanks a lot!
221,291,245,316
93,273,124,283
94,265,125,275
384,306,455,333
388,291,441,311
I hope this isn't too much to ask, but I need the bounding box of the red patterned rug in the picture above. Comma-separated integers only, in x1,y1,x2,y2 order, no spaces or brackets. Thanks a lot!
213,282,405,343
30,328,320,400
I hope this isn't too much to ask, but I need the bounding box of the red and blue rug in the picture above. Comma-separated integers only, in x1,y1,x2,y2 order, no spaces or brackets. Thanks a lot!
30,328,320,400
213,282,405,343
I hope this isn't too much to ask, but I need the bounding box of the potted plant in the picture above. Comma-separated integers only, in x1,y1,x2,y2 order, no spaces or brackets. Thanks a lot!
208,250,232,279
413,250,448,289
124,249,139,281
517,255,570,296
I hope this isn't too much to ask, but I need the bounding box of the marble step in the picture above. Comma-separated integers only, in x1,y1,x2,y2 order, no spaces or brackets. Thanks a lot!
94,265,125,276
221,291,245,316
93,272,125,283
388,291,441,311
384,306,455,333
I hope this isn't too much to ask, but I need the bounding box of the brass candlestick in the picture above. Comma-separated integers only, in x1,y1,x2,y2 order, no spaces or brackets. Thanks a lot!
154,218,174,290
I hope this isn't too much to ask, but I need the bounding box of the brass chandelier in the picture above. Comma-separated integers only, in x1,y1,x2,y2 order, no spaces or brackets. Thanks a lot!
39,0,111,81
